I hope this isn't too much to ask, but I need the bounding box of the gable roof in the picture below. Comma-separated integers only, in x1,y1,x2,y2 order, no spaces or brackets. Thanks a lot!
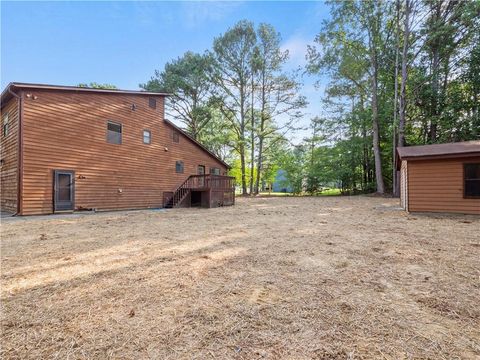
1,82,229,169
164,119,230,169
397,140,480,166
1,82,170,106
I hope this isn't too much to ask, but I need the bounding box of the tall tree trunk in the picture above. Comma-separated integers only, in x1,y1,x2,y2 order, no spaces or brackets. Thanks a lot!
392,0,401,197
240,142,247,195
395,0,411,196
254,71,267,195
398,0,410,148
429,2,442,143
360,97,369,190
192,95,198,140
366,2,385,194
249,74,255,195
371,54,385,194
255,132,263,195
240,82,248,195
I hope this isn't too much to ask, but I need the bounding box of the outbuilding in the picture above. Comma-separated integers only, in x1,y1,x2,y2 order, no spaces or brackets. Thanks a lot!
396,141,480,214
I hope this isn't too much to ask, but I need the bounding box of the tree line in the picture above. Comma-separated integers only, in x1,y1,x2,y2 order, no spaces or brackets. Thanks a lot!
88,0,478,196
141,21,306,195
305,0,479,195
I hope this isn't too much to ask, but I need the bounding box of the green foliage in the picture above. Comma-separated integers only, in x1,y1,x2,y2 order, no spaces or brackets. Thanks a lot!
78,82,117,89
199,108,237,162
228,158,257,188
306,0,480,194
141,51,214,140
278,147,305,194
138,4,480,196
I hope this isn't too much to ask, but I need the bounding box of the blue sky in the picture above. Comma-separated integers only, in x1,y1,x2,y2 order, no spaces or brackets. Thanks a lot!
1,1,330,139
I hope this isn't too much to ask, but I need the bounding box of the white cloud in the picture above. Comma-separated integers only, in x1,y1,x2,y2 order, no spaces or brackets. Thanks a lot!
281,35,311,68
180,1,243,29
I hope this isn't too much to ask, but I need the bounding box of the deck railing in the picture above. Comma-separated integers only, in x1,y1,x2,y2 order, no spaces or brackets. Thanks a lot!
188,174,236,190
165,174,235,208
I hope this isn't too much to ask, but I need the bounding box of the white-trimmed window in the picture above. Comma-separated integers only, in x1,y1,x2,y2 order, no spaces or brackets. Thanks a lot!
2,113,9,137
149,98,156,109
172,130,179,143
107,121,122,144
210,167,220,175
143,130,151,144
176,160,184,173
464,163,480,198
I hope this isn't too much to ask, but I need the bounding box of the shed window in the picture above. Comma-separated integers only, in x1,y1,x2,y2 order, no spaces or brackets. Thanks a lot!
107,121,122,144
210,167,220,175
172,130,179,143
2,113,9,137
149,98,156,109
143,130,151,144
464,163,480,198
176,160,184,173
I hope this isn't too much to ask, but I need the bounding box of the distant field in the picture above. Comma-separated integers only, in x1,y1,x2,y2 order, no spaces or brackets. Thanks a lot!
1,196,479,359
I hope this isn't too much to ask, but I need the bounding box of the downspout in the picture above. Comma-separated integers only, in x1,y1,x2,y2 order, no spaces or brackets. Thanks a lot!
7,87,23,216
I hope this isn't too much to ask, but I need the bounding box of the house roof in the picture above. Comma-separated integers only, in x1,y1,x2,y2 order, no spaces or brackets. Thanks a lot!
1,82,170,106
164,119,231,169
0,82,229,169
397,140,480,166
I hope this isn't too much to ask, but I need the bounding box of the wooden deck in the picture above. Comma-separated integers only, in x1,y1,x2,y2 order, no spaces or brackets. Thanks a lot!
164,174,235,208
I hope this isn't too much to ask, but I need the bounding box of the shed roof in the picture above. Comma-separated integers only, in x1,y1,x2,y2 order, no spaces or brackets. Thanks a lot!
1,82,170,106
397,140,480,165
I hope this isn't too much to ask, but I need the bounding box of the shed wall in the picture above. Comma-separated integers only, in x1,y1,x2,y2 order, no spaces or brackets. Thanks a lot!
0,97,19,213
20,89,227,215
407,157,480,215
400,160,408,210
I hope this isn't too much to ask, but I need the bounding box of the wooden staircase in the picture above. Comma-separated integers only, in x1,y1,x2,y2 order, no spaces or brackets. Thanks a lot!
164,174,236,209
164,175,195,208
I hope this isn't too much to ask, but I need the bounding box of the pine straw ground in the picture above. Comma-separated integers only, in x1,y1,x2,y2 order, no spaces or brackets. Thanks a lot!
1,196,479,359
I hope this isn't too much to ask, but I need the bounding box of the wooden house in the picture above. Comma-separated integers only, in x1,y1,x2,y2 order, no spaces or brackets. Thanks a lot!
0,83,234,215
397,141,480,214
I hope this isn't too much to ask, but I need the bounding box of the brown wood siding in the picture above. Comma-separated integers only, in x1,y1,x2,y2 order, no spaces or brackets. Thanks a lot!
407,157,480,215
0,98,19,213
400,160,408,210
20,89,227,215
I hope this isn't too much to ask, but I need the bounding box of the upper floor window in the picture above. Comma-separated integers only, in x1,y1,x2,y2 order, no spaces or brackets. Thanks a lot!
143,130,151,144
107,121,122,144
2,113,9,137
149,98,156,109
175,160,184,173
172,130,180,143
464,163,480,198
210,167,220,175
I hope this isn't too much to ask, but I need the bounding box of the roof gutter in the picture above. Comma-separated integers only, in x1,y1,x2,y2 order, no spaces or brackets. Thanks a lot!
399,152,480,162
7,86,23,216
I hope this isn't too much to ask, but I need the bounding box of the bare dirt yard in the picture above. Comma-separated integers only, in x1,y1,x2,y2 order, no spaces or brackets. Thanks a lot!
1,196,479,359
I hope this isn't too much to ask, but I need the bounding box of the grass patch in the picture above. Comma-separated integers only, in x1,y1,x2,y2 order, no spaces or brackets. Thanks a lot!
258,188,342,197
258,192,295,196
317,188,342,196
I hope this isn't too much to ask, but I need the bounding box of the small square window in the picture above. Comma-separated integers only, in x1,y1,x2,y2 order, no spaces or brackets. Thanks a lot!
210,167,220,175
2,113,9,137
143,130,151,144
149,98,156,109
464,163,480,198
175,160,184,173
107,121,122,144
172,130,179,143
